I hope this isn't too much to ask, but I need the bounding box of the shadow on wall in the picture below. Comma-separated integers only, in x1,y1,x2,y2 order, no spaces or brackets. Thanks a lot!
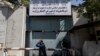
0,6,14,20
75,16,88,26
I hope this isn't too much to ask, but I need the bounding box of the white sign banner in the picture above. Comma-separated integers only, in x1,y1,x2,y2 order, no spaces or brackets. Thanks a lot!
29,2,71,16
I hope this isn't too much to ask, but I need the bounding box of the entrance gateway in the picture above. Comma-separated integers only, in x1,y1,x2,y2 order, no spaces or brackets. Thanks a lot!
26,0,72,56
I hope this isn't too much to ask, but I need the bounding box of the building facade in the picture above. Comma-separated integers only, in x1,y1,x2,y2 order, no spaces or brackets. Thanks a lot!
25,0,72,56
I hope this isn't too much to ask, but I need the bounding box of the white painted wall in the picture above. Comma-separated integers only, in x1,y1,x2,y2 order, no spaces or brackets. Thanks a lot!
83,41,100,56
6,6,26,56
0,5,7,56
0,4,26,56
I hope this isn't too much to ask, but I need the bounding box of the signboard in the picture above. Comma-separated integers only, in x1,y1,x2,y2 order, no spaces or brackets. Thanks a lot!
29,0,71,16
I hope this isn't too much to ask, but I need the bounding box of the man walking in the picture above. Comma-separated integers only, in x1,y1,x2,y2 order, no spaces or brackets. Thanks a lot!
36,40,47,56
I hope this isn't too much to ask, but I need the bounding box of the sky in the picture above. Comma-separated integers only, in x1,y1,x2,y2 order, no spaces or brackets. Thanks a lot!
72,0,84,6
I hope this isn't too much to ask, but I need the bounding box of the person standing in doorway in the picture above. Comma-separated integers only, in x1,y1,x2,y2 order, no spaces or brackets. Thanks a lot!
36,40,47,56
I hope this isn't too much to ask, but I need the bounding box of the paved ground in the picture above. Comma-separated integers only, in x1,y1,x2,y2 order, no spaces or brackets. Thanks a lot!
32,50,54,56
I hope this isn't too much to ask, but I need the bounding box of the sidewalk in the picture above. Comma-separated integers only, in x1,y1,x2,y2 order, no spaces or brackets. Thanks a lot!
32,50,54,56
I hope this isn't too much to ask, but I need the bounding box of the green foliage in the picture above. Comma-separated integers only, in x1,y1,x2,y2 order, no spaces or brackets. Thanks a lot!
7,0,20,5
22,0,29,6
3,0,29,10
78,0,100,20
6,0,29,6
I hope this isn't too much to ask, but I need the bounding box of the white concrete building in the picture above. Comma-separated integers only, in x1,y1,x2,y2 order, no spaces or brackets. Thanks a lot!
70,6,90,49
1,1,100,56
70,5,100,56
0,2,26,56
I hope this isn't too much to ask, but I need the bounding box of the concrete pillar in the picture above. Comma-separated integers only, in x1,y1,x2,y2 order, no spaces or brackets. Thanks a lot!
1,6,26,56
0,3,8,56
29,31,33,56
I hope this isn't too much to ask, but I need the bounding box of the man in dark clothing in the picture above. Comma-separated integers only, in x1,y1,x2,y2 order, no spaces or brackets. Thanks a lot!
36,40,47,56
